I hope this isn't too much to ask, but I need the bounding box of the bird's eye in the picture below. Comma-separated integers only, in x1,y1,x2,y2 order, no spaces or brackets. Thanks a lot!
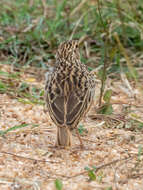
75,44,78,48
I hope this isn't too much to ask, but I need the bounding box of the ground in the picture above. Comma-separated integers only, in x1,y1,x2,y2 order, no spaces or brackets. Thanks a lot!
0,65,143,190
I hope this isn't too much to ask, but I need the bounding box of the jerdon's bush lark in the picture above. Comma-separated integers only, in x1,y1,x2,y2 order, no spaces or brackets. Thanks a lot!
45,40,95,147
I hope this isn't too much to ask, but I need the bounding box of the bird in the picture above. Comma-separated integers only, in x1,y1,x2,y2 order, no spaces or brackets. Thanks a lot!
45,40,95,147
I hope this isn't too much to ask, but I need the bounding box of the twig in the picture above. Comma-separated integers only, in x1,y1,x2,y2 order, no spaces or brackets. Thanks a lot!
61,156,131,179
89,113,127,123
129,173,143,179
70,12,86,40
41,0,47,17
97,0,109,106
112,165,119,190
113,32,137,83
115,0,127,43
110,101,143,108
79,137,99,144
70,7,94,40
0,151,60,164
70,0,87,17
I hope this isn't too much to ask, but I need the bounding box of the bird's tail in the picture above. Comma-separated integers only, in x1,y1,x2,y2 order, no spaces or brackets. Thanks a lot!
56,127,72,147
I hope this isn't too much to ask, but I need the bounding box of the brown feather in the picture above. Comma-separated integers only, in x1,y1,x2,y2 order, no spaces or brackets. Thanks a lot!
45,40,95,147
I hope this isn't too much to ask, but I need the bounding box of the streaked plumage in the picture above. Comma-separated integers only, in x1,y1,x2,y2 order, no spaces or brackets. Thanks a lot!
45,40,95,147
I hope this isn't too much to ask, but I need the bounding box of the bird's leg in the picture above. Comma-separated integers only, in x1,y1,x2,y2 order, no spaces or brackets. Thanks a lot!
56,127,72,147
76,128,84,148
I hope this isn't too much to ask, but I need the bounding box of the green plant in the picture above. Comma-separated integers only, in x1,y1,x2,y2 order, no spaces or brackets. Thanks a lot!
85,166,97,181
55,179,63,190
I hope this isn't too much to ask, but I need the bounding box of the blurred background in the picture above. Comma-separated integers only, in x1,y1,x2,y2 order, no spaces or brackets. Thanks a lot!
0,0,143,106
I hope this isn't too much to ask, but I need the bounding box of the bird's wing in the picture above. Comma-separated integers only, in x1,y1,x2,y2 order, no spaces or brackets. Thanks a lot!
45,74,93,128
65,82,92,127
45,75,64,126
